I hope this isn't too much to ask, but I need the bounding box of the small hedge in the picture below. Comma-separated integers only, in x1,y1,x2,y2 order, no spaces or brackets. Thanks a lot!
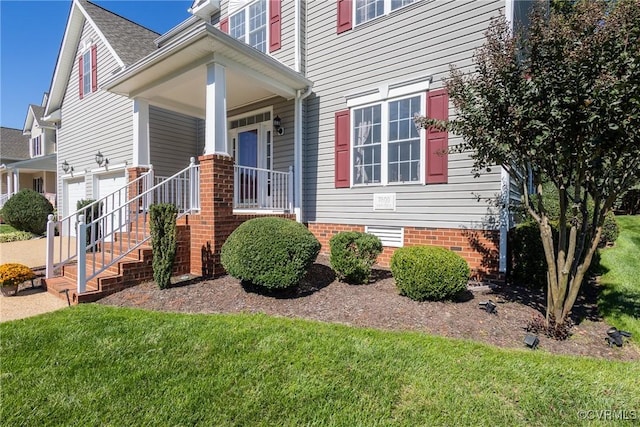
600,211,619,247
149,204,178,290
0,231,35,243
509,221,551,288
221,217,320,289
329,231,382,284
1,189,53,235
390,246,470,301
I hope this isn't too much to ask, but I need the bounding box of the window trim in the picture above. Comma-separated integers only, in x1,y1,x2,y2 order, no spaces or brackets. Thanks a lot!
350,92,426,188
353,0,420,27
229,0,270,54
31,135,43,157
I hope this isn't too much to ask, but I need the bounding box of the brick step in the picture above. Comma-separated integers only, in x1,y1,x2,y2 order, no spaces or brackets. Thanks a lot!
41,276,101,304
104,244,153,259
62,262,126,289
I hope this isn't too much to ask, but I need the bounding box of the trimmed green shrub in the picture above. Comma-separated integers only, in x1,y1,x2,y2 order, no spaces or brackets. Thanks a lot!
221,217,320,289
1,189,53,235
599,211,619,247
0,231,35,243
390,246,470,301
329,231,382,284
76,199,103,250
149,204,177,290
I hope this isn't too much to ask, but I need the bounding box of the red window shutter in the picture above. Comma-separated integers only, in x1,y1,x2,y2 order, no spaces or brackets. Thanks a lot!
78,56,84,99
337,0,352,34
335,110,351,188
426,88,449,184
220,17,229,33
91,44,98,92
269,0,281,52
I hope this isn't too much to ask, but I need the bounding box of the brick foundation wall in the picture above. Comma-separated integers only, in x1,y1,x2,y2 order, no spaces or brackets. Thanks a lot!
307,222,502,282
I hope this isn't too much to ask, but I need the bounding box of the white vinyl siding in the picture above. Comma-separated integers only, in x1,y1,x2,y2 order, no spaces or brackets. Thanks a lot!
305,0,504,229
57,21,133,208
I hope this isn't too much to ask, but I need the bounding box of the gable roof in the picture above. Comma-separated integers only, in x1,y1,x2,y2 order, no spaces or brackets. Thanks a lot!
23,104,55,134
80,0,159,66
45,0,160,117
0,127,30,162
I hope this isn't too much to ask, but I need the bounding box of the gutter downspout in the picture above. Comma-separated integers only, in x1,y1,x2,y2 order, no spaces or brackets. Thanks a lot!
294,85,313,223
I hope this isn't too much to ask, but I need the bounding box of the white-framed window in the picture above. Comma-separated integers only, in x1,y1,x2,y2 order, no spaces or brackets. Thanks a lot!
229,0,268,53
355,0,418,25
82,49,91,95
352,94,424,186
31,135,42,157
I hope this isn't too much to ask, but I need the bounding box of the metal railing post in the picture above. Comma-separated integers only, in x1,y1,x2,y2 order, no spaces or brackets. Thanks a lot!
189,157,196,211
45,214,55,279
288,165,294,213
77,214,87,294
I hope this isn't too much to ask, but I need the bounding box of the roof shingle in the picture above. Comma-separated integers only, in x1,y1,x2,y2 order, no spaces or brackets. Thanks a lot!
0,127,30,162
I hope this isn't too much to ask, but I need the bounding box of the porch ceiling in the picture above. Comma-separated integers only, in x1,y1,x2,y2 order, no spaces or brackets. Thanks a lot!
104,22,312,118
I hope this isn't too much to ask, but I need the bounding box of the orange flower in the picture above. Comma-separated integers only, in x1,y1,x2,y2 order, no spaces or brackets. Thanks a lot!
0,263,36,287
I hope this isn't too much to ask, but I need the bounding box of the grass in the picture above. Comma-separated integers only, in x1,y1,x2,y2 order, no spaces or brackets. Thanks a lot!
0,224,17,234
598,215,640,339
1,305,639,426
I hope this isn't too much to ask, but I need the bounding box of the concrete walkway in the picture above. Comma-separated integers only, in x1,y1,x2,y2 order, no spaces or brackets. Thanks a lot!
0,238,73,322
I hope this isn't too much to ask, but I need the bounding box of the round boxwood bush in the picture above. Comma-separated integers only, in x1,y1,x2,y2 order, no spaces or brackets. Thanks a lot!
1,189,53,235
599,211,619,247
390,246,470,301
221,217,320,289
330,231,382,284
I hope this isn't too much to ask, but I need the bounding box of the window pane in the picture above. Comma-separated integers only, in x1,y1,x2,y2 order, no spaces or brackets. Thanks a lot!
83,51,91,95
353,104,382,184
249,0,267,52
230,12,245,40
355,0,384,25
391,0,417,11
388,95,422,183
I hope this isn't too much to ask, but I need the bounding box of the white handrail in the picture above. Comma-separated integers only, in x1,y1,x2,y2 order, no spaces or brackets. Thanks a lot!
234,164,292,212
45,158,200,295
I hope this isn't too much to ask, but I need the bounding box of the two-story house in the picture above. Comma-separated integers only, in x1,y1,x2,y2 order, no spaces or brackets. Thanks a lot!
43,0,528,302
1,94,57,209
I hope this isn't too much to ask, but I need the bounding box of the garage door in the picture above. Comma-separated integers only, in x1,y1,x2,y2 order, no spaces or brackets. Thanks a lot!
65,178,86,237
96,172,127,242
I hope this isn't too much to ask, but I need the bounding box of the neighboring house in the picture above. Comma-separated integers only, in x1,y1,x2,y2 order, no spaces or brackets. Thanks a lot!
1,94,57,208
41,0,533,301
0,127,30,208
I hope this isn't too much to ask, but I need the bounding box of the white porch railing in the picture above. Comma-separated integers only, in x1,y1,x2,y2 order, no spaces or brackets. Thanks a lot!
0,193,8,209
45,158,200,295
234,165,293,212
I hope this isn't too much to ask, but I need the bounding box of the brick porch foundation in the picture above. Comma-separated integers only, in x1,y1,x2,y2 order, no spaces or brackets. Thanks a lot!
188,154,294,278
307,222,503,283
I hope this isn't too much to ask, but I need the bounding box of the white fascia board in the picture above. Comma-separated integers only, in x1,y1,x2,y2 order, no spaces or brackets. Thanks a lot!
155,15,201,47
45,3,81,115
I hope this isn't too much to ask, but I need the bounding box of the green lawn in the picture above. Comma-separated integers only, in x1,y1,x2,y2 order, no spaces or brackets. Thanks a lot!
598,215,640,339
1,305,638,426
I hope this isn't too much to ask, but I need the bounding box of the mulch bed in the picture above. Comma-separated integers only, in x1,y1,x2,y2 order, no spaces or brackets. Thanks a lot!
98,255,638,361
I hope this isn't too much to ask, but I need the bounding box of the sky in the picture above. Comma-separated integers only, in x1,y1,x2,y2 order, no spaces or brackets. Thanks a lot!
0,0,193,130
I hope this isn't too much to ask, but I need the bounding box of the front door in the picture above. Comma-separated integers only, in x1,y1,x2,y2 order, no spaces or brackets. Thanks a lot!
232,125,272,208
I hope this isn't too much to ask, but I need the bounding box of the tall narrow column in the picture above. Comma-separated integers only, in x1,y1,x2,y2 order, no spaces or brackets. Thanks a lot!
205,62,228,156
133,98,150,166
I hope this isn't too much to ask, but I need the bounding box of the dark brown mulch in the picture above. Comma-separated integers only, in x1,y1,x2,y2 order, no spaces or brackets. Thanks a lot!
98,255,638,361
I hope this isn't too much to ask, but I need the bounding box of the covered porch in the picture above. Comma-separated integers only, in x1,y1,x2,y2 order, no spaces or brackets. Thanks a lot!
104,20,312,218
1,154,57,209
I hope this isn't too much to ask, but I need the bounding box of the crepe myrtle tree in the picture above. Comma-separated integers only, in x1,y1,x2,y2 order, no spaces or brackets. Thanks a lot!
415,0,640,333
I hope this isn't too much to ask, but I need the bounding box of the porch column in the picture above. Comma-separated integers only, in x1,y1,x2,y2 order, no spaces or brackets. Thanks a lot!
133,98,151,166
204,62,228,156
6,173,12,198
12,170,19,194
